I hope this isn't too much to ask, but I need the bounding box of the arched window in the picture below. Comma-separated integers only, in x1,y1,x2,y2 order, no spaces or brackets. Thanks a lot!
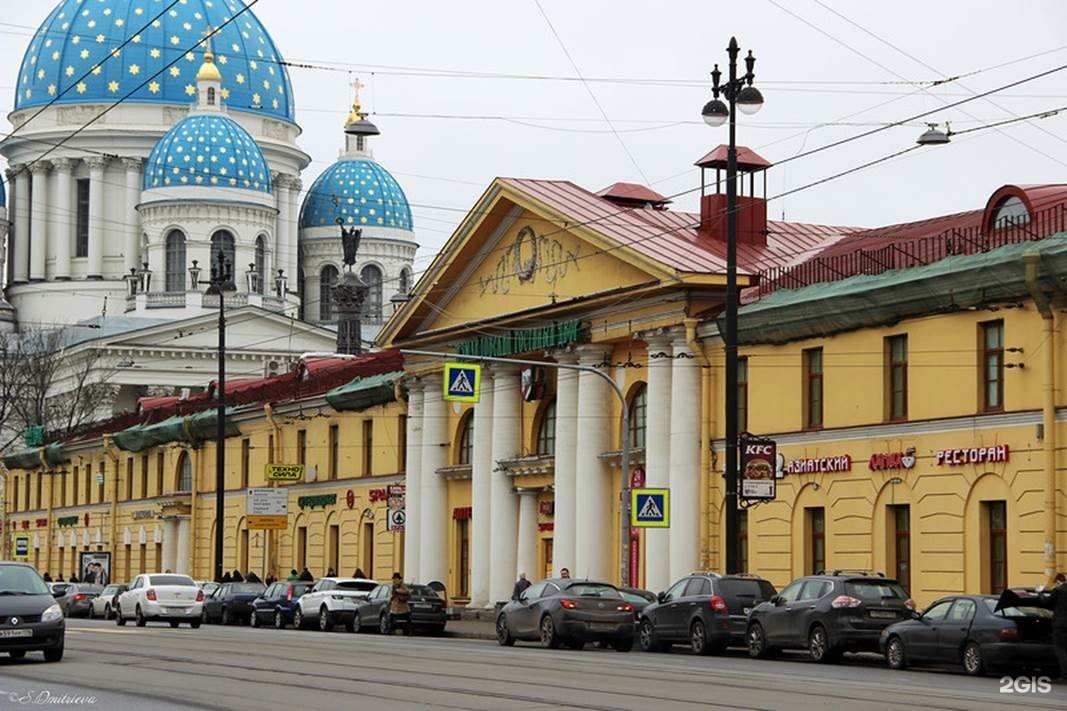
536,399,557,456
176,451,192,492
207,87,216,106
254,235,267,294
360,265,383,321
210,230,236,288
456,411,474,466
164,230,186,292
992,196,1030,229
320,265,339,321
628,383,648,448
398,268,412,295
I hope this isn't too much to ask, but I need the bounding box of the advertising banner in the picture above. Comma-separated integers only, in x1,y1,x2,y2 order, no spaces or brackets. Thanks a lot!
79,551,111,586
740,436,777,500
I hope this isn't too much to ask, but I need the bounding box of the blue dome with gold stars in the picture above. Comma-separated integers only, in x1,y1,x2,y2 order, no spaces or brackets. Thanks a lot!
299,158,413,231
15,0,295,124
143,113,271,193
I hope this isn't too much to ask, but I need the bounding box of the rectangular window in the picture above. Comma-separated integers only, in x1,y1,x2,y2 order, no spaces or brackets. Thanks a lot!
35,472,42,510
803,347,824,429
986,501,1007,593
97,462,105,502
362,419,373,476
328,425,339,480
72,466,79,506
886,335,908,421
808,507,825,575
297,429,307,466
59,471,67,508
75,179,90,258
738,356,749,433
267,434,275,465
980,320,1004,411
84,466,92,504
738,509,749,573
889,504,911,593
457,518,470,598
296,526,307,570
398,414,407,473
140,455,149,499
240,438,250,490
11,477,18,513
156,452,165,496
125,457,134,501
362,521,374,577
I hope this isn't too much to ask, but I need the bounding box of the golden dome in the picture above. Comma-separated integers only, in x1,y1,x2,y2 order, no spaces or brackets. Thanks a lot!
197,50,222,82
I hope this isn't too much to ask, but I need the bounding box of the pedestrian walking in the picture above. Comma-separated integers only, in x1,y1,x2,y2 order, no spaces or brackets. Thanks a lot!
246,571,261,583
221,571,232,583
286,569,299,581
1040,572,1067,681
298,567,313,582
265,570,277,585
512,572,532,600
387,572,412,635
232,569,244,582
68,574,79,583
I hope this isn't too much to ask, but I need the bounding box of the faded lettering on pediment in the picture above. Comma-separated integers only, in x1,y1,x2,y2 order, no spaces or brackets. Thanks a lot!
163,107,190,125
262,119,289,140
58,106,101,126
478,225,581,296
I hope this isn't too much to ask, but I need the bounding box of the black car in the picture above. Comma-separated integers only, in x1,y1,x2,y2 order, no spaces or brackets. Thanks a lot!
202,582,267,625
880,592,1059,676
496,579,636,651
57,583,104,618
747,571,914,662
250,581,315,629
640,573,777,654
0,561,65,662
354,583,447,635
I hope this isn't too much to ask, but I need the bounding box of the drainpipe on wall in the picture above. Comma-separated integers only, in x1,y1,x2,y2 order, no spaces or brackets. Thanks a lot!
264,404,282,579
102,435,121,560
1025,252,1058,585
685,318,715,571
190,448,200,576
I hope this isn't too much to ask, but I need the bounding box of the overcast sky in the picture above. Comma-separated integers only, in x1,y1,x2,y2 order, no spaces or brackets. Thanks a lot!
3,0,1067,278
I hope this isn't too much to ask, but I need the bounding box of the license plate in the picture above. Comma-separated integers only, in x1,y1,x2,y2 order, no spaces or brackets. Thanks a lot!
590,622,616,630
869,610,896,619
412,604,432,610
167,607,190,613
0,629,32,639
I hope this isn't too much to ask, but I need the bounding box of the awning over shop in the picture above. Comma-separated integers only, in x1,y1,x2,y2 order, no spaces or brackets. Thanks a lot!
3,443,69,471
113,408,240,452
325,371,402,411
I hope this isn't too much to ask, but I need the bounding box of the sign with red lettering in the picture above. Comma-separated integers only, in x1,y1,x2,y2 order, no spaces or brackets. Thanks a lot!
935,445,1009,466
368,488,388,503
740,436,777,500
868,448,917,472
630,468,646,489
346,489,355,509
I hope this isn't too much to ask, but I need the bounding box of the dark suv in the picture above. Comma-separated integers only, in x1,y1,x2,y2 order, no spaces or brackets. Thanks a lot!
747,570,914,662
639,573,777,654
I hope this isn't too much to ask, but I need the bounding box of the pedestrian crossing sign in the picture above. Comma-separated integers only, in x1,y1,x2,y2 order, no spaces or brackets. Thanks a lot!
631,488,670,528
443,362,481,403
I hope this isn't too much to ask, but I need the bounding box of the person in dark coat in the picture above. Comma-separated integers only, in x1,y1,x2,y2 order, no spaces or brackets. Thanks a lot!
246,571,261,583
298,567,313,582
221,572,232,583
353,568,367,579
326,567,336,578
68,574,79,583
42,572,52,582
1040,573,1067,680
232,569,244,582
512,572,532,601
56,575,65,583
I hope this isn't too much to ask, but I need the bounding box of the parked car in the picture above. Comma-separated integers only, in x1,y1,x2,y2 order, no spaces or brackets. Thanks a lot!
354,582,447,635
250,581,315,629
496,579,635,651
115,573,203,628
48,582,70,599
89,584,128,619
293,577,378,631
197,581,221,599
56,583,104,618
0,561,65,661
880,591,1058,676
201,582,266,625
747,571,914,662
640,573,777,654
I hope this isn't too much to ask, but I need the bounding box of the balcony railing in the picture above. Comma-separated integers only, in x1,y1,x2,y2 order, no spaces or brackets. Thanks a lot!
125,291,289,313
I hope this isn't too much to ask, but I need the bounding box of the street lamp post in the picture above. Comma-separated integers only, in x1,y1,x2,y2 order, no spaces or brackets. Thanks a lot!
701,37,764,575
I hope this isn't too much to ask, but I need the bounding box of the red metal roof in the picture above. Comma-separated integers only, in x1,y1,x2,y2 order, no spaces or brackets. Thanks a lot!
695,145,772,170
596,182,671,205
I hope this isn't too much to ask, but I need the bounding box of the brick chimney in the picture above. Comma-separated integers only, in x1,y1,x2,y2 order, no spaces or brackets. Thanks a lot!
695,145,771,247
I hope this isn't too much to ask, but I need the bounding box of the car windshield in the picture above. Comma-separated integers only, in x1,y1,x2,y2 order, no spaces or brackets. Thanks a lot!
619,589,655,604
290,583,313,595
148,575,196,587
408,585,439,597
984,599,1053,618
231,583,265,594
337,581,377,592
0,565,50,595
721,578,776,599
845,581,908,601
102,585,119,595
565,583,620,598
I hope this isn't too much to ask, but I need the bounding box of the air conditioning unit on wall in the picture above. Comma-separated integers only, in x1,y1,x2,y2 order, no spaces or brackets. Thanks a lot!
305,465,318,483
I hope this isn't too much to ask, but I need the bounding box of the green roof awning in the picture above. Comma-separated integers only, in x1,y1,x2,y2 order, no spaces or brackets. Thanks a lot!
2,443,68,471
113,408,240,452
325,371,402,412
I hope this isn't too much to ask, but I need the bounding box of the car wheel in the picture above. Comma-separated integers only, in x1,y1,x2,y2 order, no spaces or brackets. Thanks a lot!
345,619,356,633
135,605,147,627
690,619,710,655
614,636,634,653
190,620,201,629
169,620,180,628
250,611,261,628
639,618,668,653
808,624,835,663
293,608,306,630
886,636,908,670
539,615,560,649
221,607,232,626
9,650,26,659
116,606,126,626
272,610,285,629
496,614,516,646
43,644,63,663
963,641,985,676
379,613,392,635
319,607,333,632
104,604,112,620
87,606,94,620
747,622,772,659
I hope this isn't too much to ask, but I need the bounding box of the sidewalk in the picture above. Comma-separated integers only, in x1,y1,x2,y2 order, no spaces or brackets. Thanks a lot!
443,617,496,640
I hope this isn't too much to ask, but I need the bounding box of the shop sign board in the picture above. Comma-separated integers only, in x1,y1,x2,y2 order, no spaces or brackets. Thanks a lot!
387,485,406,532
740,436,777,500
935,445,1009,466
13,536,29,560
784,454,853,474
265,464,304,481
868,448,917,471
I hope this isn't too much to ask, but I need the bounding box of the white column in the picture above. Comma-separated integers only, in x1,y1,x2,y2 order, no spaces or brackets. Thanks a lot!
419,374,448,585
552,352,579,576
85,156,108,278
469,369,494,607
286,177,302,282
515,489,539,583
403,382,424,581
274,173,290,282
28,161,51,281
669,332,701,580
162,519,179,573
123,158,143,274
644,333,673,592
574,345,612,581
176,518,191,575
10,165,30,283
304,272,321,321
51,158,73,280
488,366,520,604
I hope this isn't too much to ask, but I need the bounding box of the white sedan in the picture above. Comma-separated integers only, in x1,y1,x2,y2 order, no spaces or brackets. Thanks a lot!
293,577,378,631
115,573,203,628
89,584,128,619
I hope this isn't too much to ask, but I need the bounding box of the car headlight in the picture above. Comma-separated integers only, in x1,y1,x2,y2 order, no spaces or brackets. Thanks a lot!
42,603,63,622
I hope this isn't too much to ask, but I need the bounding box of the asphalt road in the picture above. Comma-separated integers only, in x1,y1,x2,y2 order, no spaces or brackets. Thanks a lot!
0,619,1063,710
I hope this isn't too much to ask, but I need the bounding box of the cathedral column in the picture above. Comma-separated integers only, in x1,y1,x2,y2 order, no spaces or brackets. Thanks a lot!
123,158,143,274
574,345,612,581
669,331,701,580
469,368,494,608
85,156,109,279
403,381,424,581
515,488,540,584
643,332,673,592
28,161,51,281
273,174,289,283
177,518,192,575
286,177,301,283
552,352,578,577
10,165,30,283
50,158,74,280
488,366,520,604
419,374,448,586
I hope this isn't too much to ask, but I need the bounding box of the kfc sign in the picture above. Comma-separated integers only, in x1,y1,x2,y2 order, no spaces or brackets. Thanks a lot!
868,448,917,472
740,436,777,500
935,445,1009,466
